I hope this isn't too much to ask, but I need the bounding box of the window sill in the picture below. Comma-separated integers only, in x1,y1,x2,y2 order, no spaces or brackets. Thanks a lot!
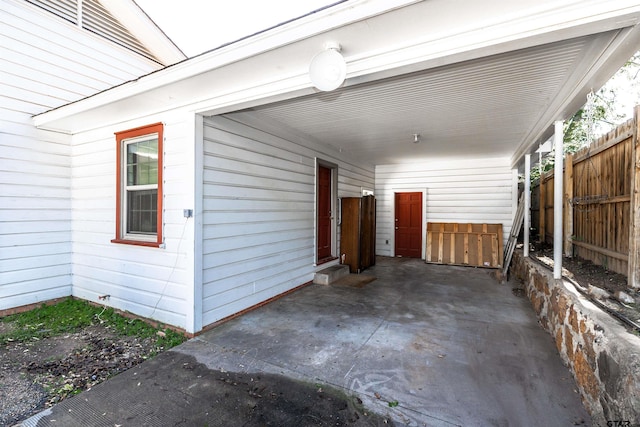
111,238,163,248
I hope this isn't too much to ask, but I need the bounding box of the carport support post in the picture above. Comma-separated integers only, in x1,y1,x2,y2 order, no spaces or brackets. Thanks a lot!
553,120,564,279
524,154,531,257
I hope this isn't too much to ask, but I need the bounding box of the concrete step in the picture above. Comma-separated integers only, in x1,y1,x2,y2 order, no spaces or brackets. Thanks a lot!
313,265,349,285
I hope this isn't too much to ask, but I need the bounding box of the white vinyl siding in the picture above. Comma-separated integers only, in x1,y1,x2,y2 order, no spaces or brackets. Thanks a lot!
375,158,514,257
201,114,374,327
2,0,160,99
24,0,161,63
69,113,195,330
0,0,162,311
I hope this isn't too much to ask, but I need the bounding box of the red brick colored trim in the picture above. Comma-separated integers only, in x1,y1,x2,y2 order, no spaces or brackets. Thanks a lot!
112,122,164,247
195,280,314,336
0,297,69,317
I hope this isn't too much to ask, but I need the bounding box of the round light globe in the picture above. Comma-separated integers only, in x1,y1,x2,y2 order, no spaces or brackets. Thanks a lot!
309,49,347,91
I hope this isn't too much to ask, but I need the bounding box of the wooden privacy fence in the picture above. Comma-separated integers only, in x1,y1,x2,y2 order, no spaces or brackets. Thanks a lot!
535,106,640,283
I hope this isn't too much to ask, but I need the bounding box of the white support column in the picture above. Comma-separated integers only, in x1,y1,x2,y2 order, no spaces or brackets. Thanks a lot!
553,120,564,279
524,154,531,257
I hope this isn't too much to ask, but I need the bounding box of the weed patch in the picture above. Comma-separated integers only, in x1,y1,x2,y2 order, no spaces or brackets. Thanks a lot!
0,297,186,351
1,297,188,425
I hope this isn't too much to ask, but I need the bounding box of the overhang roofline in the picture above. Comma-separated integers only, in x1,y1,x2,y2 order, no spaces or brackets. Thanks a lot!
33,0,419,131
510,22,640,171
34,0,640,139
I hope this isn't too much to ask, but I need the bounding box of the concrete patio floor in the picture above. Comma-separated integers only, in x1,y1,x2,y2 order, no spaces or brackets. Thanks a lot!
182,256,590,426
21,256,590,426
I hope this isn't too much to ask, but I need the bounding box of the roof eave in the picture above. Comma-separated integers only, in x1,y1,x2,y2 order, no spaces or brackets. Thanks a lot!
33,0,418,131
510,22,640,171
34,0,640,138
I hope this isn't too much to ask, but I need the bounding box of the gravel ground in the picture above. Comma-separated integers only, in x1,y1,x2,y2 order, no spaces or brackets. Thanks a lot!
0,370,47,426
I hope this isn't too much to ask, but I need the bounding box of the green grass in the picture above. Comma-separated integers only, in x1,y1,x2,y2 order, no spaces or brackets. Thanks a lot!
0,297,186,350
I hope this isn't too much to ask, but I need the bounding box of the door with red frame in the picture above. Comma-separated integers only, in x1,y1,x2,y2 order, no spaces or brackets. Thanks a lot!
395,192,422,258
317,165,332,262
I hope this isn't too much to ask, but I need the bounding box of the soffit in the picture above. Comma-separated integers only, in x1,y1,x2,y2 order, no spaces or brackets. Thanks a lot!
32,0,640,171
236,32,615,165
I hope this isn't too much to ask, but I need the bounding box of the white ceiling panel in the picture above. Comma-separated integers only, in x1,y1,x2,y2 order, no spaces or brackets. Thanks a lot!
236,33,616,166
34,0,640,168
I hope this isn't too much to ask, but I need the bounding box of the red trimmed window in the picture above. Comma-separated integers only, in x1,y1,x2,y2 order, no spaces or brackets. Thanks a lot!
111,123,163,247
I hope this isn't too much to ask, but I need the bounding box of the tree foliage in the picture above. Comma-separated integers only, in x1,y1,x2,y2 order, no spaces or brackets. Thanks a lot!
528,50,640,183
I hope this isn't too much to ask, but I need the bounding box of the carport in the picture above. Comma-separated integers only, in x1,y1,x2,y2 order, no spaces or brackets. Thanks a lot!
182,258,589,425
26,258,590,426
33,0,640,343
25,1,640,424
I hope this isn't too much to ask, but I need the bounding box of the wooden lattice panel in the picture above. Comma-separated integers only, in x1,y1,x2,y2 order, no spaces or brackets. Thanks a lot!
426,223,504,268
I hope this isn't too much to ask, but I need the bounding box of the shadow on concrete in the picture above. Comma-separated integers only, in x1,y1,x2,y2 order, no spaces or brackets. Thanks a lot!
20,257,590,426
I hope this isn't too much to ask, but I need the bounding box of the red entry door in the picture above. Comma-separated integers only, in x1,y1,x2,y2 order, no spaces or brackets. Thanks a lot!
317,165,332,261
395,192,422,258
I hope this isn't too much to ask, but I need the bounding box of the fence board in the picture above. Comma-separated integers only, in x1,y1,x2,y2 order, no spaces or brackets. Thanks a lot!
426,222,503,268
630,106,640,287
533,117,635,276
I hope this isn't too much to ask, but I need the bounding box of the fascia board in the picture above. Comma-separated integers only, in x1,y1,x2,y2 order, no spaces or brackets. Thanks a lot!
33,0,419,129
345,0,640,81
150,1,640,118
34,0,640,133
510,23,640,169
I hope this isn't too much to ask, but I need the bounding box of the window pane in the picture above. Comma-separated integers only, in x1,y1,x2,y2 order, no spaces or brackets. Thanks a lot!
126,138,158,186
127,189,157,234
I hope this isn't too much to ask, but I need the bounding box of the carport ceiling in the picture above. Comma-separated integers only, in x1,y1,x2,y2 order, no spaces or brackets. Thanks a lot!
238,31,623,167
33,0,640,163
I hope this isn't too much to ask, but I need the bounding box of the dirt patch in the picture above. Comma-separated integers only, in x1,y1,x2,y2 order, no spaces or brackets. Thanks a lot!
528,247,640,331
1,324,392,426
332,274,377,288
209,370,390,426
0,324,158,426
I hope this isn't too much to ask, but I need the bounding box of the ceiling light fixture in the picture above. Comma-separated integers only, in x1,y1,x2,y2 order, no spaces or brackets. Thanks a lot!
413,134,420,144
309,42,347,92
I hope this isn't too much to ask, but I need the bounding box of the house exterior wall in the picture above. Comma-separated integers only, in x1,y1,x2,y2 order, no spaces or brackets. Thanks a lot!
201,114,374,327
375,157,515,258
0,0,163,311
69,112,196,331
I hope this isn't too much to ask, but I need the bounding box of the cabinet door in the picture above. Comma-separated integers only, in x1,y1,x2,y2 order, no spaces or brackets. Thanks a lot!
340,198,361,273
360,196,375,268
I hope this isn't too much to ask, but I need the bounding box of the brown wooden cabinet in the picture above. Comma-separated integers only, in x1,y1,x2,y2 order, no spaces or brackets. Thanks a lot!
340,196,376,273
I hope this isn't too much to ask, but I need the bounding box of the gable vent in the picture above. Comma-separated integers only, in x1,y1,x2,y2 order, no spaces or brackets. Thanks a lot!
25,0,161,64
81,0,159,63
26,0,77,24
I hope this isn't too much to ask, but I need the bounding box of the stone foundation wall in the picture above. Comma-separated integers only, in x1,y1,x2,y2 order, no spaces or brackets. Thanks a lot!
512,251,640,426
